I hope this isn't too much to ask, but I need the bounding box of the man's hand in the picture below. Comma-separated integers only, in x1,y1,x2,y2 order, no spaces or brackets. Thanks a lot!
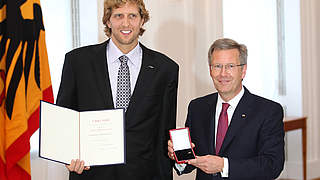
65,159,90,174
168,140,195,161
188,155,224,174
167,140,175,160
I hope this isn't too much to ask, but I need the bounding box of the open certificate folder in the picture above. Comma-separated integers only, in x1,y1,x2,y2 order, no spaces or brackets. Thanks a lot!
39,101,125,166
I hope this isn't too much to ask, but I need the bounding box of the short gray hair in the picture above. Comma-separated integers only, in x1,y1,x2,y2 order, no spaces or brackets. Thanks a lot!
208,38,247,65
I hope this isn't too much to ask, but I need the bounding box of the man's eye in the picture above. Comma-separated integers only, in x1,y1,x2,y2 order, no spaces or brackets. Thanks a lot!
129,14,137,18
114,14,122,18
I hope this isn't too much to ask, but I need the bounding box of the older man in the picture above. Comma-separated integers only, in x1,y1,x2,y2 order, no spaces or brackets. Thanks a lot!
168,38,284,180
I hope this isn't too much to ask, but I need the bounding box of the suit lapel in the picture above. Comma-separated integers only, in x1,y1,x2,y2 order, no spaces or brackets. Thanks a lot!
91,40,114,108
89,41,157,113
126,44,157,115
220,88,254,153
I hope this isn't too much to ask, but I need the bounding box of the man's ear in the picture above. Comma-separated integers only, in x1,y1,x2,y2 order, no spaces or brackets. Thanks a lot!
107,21,112,28
241,64,247,79
140,18,144,28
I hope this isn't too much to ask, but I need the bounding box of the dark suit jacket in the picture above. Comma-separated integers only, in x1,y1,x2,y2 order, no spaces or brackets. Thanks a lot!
181,87,284,180
56,40,179,180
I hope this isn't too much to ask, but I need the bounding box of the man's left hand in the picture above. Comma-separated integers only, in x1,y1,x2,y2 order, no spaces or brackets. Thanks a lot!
188,155,224,174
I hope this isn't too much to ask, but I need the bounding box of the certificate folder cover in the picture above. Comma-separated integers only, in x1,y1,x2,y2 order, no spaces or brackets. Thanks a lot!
39,101,126,166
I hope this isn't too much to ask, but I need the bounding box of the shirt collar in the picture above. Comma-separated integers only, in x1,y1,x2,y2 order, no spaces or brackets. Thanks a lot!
217,86,245,110
107,38,142,67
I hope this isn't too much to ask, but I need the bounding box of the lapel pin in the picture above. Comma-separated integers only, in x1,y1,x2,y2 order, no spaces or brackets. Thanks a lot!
241,114,246,118
148,65,155,69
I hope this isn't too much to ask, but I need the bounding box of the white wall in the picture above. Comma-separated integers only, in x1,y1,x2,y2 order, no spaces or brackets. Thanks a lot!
223,0,279,101
278,0,304,178
31,0,320,179
301,0,320,179
79,0,99,46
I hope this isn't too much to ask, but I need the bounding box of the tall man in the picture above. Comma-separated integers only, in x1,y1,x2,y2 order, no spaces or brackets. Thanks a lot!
56,0,179,179
168,38,284,180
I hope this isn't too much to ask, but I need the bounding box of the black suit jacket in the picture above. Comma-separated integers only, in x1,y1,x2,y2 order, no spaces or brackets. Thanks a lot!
56,40,179,180
181,87,284,180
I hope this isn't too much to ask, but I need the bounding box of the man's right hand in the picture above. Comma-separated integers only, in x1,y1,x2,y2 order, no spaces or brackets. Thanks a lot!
66,159,90,174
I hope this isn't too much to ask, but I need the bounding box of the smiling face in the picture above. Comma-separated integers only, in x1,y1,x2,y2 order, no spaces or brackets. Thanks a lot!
210,49,247,101
107,2,144,53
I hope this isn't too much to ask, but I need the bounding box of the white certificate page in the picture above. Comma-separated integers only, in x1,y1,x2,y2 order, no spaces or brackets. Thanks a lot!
79,109,125,166
40,101,79,164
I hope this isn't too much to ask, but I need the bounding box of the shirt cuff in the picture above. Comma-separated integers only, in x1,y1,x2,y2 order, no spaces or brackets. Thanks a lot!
175,163,187,173
220,157,229,177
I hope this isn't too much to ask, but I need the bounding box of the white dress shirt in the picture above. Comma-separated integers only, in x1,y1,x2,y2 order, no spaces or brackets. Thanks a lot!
216,86,244,177
106,39,142,106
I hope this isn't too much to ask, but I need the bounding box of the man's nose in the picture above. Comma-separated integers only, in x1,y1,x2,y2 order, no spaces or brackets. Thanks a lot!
122,16,130,26
220,65,229,76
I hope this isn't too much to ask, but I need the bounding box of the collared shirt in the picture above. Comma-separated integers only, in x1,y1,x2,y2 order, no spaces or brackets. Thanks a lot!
215,86,245,177
215,86,245,144
106,38,143,106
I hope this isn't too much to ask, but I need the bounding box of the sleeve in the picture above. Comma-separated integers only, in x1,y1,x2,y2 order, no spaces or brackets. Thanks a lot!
56,53,83,180
220,157,229,177
228,103,285,179
174,163,187,174
176,101,197,175
155,63,179,180
56,52,78,110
